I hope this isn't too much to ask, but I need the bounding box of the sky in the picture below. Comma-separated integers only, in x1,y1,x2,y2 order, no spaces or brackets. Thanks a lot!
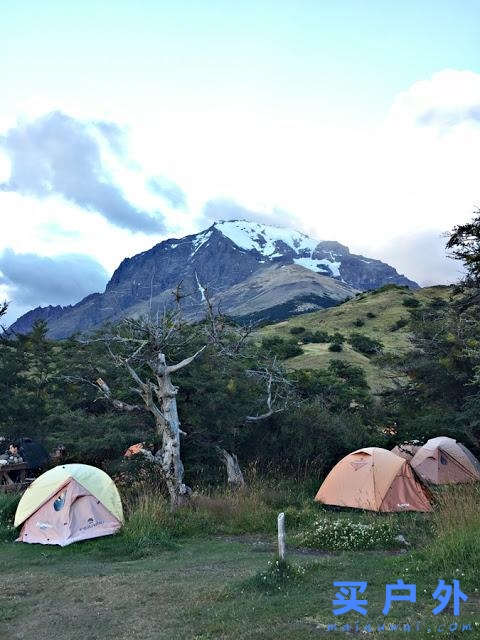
1,0,479,326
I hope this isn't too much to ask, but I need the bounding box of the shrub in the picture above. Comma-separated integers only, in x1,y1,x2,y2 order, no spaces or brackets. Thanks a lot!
0,492,20,524
353,318,365,327
402,297,421,308
297,519,398,551
240,558,313,594
310,330,330,343
366,312,377,319
300,332,314,344
429,297,448,309
289,326,306,335
300,330,331,344
261,335,303,359
348,333,383,355
390,317,409,332
0,493,21,542
328,343,342,352
330,332,345,344
328,360,368,389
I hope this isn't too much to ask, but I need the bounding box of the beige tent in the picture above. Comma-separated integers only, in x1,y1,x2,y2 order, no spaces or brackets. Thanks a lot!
411,437,480,485
15,464,124,546
314,447,431,512
391,444,420,460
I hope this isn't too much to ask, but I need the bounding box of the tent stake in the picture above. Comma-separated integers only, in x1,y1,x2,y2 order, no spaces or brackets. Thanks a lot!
277,512,286,560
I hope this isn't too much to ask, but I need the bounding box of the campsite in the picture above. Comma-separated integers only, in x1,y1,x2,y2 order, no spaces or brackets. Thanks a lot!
2,2,480,638
2,214,480,637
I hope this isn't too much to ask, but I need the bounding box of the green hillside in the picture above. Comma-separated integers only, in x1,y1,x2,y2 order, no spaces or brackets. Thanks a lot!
259,284,453,393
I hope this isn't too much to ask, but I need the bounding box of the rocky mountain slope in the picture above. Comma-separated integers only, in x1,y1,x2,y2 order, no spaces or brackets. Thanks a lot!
9,220,418,338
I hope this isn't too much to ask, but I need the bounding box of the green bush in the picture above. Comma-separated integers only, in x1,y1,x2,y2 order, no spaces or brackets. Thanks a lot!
328,343,342,352
300,332,314,344
299,330,333,344
261,335,303,359
310,330,330,343
348,332,383,355
353,318,365,327
328,360,368,389
330,332,345,344
289,326,306,335
366,312,377,319
390,317,409,332
402,297,421,308
428,297,448,309
0,493,21,542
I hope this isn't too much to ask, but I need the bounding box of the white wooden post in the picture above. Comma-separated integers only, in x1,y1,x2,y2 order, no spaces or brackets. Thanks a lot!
277,512,286,560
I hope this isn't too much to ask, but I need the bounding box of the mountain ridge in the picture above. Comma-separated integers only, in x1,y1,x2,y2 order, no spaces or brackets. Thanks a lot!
8,219,418,338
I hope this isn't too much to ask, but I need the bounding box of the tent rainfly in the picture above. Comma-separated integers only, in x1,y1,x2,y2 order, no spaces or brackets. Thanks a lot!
411,437,480,485
15,464,124,546
314,447,431,512
391,444,420,461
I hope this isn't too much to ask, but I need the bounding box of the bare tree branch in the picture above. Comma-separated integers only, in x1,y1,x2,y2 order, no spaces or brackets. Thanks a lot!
166,345,206,374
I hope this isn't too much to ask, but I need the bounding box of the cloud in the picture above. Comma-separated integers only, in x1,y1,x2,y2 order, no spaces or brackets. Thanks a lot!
388,69,480,130
201,198,301,230
0,248,109,307
92,120,127,156
375,230,465,287
147,176,186,208
417,106,480,127
0,111,165,233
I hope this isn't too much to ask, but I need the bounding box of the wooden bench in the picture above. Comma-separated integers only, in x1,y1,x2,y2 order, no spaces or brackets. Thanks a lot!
0,462,31,492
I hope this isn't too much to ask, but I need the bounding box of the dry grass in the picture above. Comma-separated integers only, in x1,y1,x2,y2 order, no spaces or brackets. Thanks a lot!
413,484,480,588
121,477,319,541
431,483,480,533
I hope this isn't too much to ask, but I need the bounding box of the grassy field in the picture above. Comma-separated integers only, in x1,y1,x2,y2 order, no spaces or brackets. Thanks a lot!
1,482,479,640
259,285,452,393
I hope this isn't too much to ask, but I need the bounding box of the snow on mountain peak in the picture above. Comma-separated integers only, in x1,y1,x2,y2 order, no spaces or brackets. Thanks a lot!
213,219,317,257
206,219,345,278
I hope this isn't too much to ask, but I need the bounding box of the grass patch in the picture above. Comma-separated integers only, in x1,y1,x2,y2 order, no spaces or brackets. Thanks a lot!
1,481,480,639
0,492,21,542
238,557,316,594
411,484,480,589
257,285,452,392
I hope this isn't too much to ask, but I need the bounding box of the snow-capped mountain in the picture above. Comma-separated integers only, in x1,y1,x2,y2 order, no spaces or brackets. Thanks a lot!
9,220,418,338
199,220,341,277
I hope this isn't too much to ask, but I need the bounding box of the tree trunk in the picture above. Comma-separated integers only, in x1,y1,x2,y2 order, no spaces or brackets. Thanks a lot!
217,447,245,489
153,357,192,508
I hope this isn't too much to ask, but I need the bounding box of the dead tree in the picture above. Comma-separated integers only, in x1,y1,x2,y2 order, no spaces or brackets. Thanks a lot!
215,447,245,489
80,306,205,509
0,301,8,333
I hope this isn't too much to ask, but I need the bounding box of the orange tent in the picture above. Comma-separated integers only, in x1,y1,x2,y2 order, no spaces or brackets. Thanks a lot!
314,447,431,512
411,437,480,485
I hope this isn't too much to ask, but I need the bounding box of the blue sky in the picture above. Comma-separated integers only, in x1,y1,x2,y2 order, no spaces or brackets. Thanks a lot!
1,1,479,324
3,1,479,122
